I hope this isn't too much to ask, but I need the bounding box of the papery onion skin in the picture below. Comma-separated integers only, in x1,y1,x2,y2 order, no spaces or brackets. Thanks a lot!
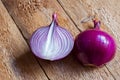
30,13,74,61
75,20,116,66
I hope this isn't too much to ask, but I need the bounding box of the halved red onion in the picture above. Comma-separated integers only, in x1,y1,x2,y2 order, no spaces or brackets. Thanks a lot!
30,13,74,61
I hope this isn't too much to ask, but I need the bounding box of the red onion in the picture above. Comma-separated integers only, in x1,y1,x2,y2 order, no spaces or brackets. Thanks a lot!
30,13,74,61
75,20,116,66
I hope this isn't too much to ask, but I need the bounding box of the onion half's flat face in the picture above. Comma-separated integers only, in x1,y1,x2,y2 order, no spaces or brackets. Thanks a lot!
30,13,74,61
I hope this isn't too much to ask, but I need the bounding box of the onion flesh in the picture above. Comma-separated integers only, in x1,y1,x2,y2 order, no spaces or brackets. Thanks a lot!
30,13,74,61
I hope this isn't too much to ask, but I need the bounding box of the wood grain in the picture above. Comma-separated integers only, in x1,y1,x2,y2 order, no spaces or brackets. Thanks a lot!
0,1,48,80
1,0,119,80
58,0,120,79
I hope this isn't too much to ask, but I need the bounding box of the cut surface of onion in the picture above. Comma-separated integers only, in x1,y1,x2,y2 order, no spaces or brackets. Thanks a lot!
30,13,74,61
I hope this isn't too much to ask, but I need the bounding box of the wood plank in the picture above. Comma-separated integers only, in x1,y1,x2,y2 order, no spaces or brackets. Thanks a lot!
57,0,120,79
0,1,48,80
2,0,115,80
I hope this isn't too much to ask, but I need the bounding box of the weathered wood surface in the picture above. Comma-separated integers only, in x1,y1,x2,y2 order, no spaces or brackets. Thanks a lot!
0,1,48,80
58,0,120,79
0,0,120,80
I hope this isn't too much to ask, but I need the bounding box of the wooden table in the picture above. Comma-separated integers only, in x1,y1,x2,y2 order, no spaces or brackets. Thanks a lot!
0,0,120,80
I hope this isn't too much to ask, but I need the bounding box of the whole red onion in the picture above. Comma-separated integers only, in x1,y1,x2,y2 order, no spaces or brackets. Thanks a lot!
75,20,116,66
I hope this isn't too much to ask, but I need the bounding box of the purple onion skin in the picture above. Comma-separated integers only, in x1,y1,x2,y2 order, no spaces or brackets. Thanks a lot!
75,21,116,66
